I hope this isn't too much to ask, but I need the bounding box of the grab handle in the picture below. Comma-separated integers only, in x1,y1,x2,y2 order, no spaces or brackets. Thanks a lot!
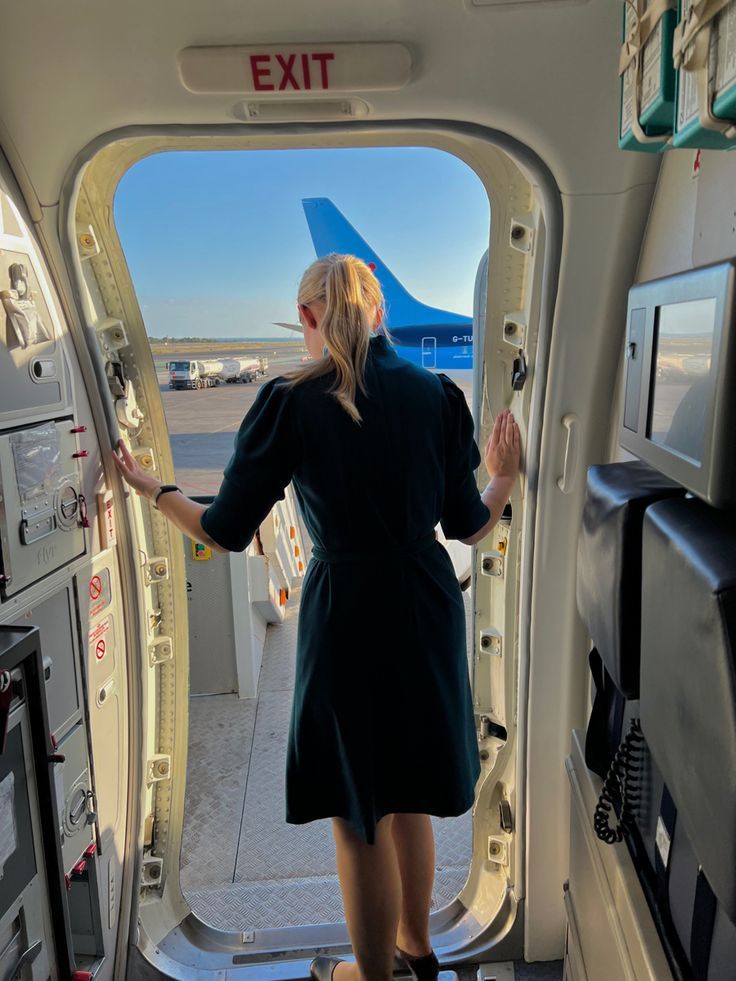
556,413,580,494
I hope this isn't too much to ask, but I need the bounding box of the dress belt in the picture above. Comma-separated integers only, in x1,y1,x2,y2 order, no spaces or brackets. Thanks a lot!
311,530,438,564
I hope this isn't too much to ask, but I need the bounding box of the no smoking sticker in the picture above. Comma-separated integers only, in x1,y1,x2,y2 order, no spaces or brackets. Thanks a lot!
88,568,112,618
89,616,114,667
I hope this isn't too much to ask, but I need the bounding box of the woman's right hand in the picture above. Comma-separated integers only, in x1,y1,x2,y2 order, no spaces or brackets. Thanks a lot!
485,409,521,481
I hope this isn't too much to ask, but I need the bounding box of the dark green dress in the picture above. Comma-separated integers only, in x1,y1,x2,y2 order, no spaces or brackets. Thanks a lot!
201,331,490,845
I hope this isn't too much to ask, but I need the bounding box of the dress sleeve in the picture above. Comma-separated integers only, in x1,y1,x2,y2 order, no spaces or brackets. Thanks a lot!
437,372,491,541
200,377,300,552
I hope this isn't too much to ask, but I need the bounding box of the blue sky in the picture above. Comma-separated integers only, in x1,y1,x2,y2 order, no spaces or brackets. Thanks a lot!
114,147,490,339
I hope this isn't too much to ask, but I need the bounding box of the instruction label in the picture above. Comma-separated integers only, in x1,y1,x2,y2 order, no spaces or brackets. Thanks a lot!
88,568,112,618
89,615,114,665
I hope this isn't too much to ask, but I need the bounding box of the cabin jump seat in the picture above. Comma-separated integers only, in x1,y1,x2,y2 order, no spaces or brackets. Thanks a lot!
575,460,736,981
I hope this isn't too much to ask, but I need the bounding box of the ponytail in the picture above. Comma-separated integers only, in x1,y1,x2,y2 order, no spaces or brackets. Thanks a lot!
280,253,395,424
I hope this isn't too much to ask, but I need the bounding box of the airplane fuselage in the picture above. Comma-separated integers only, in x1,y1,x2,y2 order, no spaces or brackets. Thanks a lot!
387,324,474,348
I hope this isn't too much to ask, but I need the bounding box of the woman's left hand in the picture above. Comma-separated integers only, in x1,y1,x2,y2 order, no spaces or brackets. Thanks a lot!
112,439,161,501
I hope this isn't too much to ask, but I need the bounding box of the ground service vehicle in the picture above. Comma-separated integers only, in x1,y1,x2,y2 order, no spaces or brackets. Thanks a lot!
168,359,224,389
221,357,262,382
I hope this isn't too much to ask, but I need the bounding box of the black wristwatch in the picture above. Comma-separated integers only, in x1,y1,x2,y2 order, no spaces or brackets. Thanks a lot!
152,484,180,509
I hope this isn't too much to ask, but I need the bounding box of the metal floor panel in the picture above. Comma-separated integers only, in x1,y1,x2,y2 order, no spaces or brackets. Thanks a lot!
511,963,563,980
181,576,476,932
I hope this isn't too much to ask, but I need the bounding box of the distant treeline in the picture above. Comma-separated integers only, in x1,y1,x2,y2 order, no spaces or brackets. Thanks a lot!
148,335,295,344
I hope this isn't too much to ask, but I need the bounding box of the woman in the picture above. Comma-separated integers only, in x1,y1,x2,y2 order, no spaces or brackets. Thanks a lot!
113,253,521,981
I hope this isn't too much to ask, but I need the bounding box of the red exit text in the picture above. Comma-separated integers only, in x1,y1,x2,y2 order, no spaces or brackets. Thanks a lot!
249,52,336,91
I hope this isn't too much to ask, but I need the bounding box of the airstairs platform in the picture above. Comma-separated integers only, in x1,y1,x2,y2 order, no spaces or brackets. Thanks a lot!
178,525,562,981
180,576,476,932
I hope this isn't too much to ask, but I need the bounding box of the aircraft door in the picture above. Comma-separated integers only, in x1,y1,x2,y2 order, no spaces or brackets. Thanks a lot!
421,335,436,369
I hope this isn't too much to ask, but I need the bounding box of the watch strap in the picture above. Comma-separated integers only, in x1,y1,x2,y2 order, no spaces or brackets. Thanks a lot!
153,484,180,509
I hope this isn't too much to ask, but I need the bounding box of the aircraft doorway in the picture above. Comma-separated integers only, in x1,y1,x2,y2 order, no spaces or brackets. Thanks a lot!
113,144,491,933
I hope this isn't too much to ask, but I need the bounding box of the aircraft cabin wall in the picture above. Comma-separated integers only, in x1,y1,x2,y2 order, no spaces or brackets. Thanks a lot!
609,149,736,464
564,146,736,981
0,159,129,980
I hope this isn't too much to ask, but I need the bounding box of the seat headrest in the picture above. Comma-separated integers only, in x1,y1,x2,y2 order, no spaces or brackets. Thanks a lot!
576,461,685,698
639,496,736,921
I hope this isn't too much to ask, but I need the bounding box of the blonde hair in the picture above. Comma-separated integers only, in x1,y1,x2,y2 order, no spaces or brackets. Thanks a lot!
279,252,396,424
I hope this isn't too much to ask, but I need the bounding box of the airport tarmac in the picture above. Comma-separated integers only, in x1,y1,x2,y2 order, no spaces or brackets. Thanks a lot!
155,342,475,496
155,343,306,495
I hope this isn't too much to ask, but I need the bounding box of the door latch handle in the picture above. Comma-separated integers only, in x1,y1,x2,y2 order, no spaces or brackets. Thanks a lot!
511,352,527,391
11,939,42,979
556,413,580,494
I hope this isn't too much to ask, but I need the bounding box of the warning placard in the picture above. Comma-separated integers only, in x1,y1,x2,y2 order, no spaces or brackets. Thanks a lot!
88,616,114,667
88,568,112,619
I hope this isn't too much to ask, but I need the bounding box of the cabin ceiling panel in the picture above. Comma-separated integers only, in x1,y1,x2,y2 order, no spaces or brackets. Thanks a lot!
0,0,657,203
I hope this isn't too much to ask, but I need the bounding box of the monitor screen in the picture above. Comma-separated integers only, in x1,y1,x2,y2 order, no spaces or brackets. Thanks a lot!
646,297,717,464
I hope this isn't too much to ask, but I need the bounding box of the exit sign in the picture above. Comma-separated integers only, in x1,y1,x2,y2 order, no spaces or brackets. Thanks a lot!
178,42,411,95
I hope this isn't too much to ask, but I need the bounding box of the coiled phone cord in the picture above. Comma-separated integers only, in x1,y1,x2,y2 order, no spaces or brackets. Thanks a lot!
593,717,645,844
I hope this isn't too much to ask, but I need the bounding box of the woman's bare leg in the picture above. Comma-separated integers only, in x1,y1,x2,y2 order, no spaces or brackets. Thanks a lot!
331,813,401,981
391,813,435,956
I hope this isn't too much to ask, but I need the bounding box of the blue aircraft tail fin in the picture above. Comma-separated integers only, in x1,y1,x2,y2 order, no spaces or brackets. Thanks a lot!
302,197,452,327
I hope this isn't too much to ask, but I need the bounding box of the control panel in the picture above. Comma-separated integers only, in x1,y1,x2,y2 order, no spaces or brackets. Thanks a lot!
0,420,86,598
0,245,69,427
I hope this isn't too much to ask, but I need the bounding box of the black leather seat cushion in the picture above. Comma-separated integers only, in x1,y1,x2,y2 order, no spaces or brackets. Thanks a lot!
577,461,685,698
640,496,736,922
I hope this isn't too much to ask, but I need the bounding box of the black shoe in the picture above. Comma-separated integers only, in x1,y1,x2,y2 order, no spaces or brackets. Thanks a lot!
309,955,345,980
395,944,440,980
